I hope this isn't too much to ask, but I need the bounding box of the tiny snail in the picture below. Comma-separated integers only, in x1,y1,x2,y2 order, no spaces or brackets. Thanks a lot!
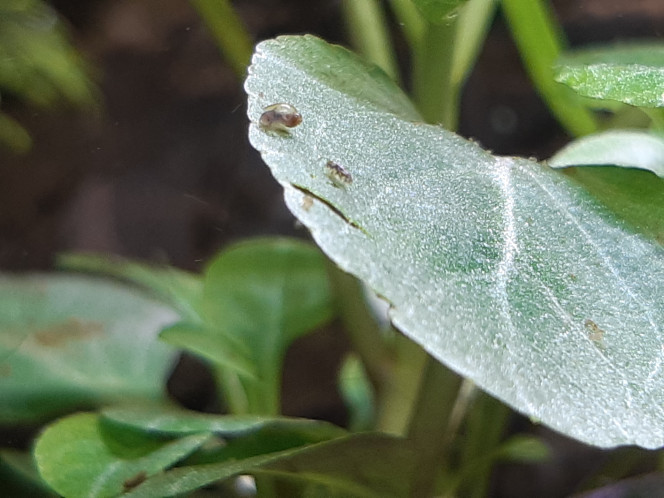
259,103,302,132
325,160,353,187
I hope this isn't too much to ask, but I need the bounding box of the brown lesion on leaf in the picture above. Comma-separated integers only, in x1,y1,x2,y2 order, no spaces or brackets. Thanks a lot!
123,471,147,492
0,363,11,378
33,317,104,347
291,184,368,235
584,319,605,347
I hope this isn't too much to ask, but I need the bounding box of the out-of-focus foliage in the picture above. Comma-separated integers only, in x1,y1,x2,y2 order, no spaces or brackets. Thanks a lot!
0,0,97,153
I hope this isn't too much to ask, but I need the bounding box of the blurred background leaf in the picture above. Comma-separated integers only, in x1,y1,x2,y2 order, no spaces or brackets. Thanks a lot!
0,274,179,423
554,42,664,109
0,0,97,153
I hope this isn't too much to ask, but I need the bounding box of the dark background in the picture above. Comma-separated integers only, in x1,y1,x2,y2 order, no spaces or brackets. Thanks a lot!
1,1,663,496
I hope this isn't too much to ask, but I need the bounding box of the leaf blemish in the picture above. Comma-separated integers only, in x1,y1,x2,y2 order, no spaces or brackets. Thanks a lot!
259,103,302,133
123,471,147,491
584,319,605,345
33,318,104,347
301,194,314,211
292,184,366,234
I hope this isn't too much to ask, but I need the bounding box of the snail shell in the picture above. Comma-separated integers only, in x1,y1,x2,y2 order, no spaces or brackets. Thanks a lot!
259,103,302,132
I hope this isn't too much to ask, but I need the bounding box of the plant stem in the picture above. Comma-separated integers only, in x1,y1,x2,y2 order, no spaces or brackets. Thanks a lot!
328,263,431,436
327,264,394,393
375,333,427,434
413,21,458,127
214,368,249,415
341,0,400,82
406,356,462,497
501,0,598,137
244,374,280,416
388,0,425,52
451,0,497,88
190,0,253,79
453,390,510,498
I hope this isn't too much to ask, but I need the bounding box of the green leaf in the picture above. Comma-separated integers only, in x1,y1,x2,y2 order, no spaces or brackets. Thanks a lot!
199,237,334,414
495,435,550,462
123,433,414,498
412,0,468,24
101,405,345,440
0,274,178,423
0,449,58,497
57,252,203,322
0,111,32,153
159,321,258,379
245,35,664,448
561,166,664,246
0,0,96,108
34,413,209,498
191,0,253,79
549,130,664,177
554,43,664,108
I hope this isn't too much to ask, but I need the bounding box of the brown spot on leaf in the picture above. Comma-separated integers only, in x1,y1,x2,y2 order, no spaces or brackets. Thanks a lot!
123,471,147,491
584,319,605,344
33,318,104,347
301,194,314,211
0,363,11,378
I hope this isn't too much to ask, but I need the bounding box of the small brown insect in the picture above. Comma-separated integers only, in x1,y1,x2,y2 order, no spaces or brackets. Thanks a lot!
259,103,302,132
325,160,352,187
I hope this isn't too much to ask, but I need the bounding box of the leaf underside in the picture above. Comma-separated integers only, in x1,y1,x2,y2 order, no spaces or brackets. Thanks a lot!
245,35,664,449
549,129,664,178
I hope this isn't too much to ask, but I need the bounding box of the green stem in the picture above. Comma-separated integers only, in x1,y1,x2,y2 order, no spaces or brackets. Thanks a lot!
341,0,400,82
501,0,598,136
451,390,510,498
214,368,249,415
388,0,425,52
190,0,253,79
244,373,280,415
406,356,463,497
375,333,427,434
328,262,431,435
327,264,394,393
413,21,458,127
451,0,497,88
